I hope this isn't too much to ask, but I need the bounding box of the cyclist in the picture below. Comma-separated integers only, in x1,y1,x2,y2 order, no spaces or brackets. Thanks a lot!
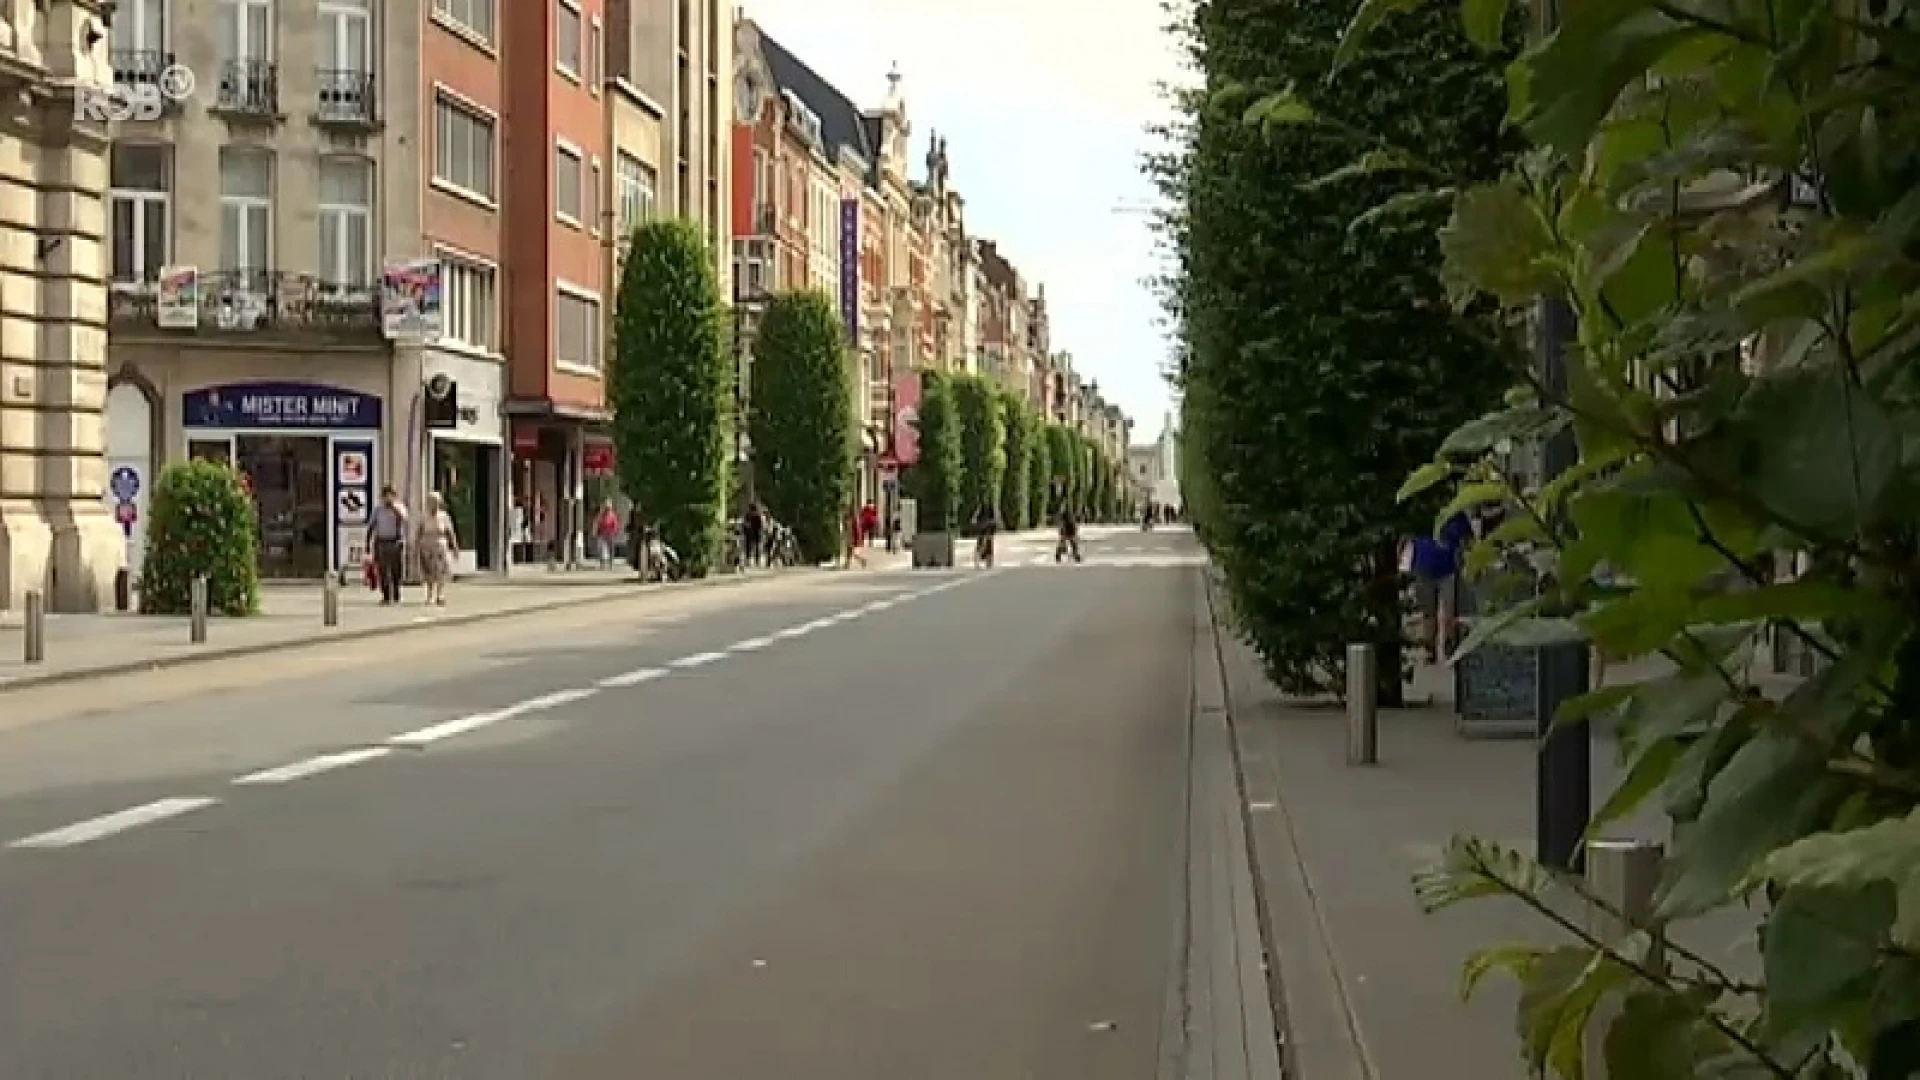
970,501,1000,567
1055,504,1081,563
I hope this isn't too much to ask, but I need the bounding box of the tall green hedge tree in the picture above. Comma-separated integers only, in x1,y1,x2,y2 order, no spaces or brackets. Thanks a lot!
906,370,963,533
610,219,732,576
748,290,855,564
140,460,260,616
1317,0,1920,1073
998,391,1034,531
1042,425,1074,521
1028,422,1054,528
1158,0,1515,701
953,375,1006,524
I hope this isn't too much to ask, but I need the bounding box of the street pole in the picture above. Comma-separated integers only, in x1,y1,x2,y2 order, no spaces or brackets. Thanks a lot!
1531,0,1590,875
884,376,899,553
732,283,752,511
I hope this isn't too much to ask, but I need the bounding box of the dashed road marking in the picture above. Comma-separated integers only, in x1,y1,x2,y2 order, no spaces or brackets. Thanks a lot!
233,748,392,786
729,635,773,652
669,651,726,668
597,666,667,688
10,797,220,850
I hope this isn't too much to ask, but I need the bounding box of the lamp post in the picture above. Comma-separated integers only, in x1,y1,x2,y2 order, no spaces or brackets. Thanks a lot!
732,280,767,510
1532,0,1591,874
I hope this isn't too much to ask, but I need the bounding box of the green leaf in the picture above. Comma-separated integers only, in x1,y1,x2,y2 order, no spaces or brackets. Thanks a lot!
1588,736,1688,842
1243,91,1316,131
1762,885,1895,1038
1758,810,1920,949
1461,942,1540,1001
1398,461,1452,502
1436,481,1508,527
1655,732,1837,918
1348,187,1457,233
1603,990,1729,1078
1734,368,1903,535
1460,0,1510,51
1333,0,1427,73
1690,578,1892,628
1450,594,1547,665
1439,183,1559,305
1302,149,1423,192
1438,405,1562,457
1553,683,1637,728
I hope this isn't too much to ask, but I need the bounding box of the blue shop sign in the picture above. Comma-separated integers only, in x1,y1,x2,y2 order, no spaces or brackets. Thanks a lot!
182,382,383,430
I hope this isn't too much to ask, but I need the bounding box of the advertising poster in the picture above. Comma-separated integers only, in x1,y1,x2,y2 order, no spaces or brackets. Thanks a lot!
381,258,443,340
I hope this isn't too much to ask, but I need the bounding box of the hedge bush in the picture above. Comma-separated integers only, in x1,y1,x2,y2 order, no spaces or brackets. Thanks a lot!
953,375,1006,526
1027,421,1053,528
140,459,260,616
906,370,962,533
1041,425,1075,521
610,219,733,576
748,290,855,564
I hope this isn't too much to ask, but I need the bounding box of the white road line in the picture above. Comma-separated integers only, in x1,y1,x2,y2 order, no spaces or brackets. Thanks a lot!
233,748,391,786
862,599,893,613
598,666,667,688
11,797,220,850
771,625,812,639
798,617,835,632
670,651,726,668
729,635,773,652
389,688,598,747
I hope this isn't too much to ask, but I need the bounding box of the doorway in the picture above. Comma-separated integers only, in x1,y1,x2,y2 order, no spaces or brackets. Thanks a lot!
236,434,329,577
431,439,500,572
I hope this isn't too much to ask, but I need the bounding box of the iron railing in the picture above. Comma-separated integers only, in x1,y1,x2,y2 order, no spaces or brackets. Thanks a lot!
214,59,278,115
315,68,377,125
109,270,381,335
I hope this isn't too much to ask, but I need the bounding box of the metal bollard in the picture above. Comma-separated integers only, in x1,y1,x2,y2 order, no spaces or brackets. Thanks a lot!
1584,838,1665,1074
322,571,340,627
23,589,44,664
189,576,208,644
1346,642,1378,765
114,568,131,612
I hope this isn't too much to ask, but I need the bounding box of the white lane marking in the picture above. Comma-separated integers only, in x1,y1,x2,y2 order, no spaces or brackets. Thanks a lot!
389,688,598,746
861,599,893,613
670,651,726,668
798,617,835,632
11,797,220,850
598,666,667,688
771,624,812,639
729,635,773,652
233,748,391,786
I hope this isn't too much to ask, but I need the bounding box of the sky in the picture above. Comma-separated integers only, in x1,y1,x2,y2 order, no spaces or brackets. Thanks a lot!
742,0,1187,443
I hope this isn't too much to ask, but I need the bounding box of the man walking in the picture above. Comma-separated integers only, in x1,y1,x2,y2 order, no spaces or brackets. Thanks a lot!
367,485,409,605
742,501,766,567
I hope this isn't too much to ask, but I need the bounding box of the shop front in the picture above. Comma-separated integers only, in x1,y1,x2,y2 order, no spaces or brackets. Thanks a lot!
420,353,507,575
180,381,384,579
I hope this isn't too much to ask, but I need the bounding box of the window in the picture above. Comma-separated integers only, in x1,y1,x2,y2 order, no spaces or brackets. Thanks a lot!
554,141,583,223
439,257,497,351
109,144,170,285
218,147,272,274
111,0,165,53
555,287,602,373
318,157,372,288
217,0,272,61
555,0,581,77
432,0,494,43
320,0,370,74
615,152,656,236
588,17,602,91
588,157,602,234
433,93,496,201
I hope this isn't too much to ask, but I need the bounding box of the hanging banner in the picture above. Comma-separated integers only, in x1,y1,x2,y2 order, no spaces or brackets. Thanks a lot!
155,266,199,329
380,257,443,340
838,198,861,344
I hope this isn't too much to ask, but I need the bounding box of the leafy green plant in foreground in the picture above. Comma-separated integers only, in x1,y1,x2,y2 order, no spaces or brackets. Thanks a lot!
1286,0,1920,1075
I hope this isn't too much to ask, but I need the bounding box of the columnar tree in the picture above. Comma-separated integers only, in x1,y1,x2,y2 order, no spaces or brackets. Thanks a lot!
905,370,962,533
748,290,855,564
998,390,1034,531
1159,0,1514,698
1027,422,1054,527
610,219,732,576
1042,425,1075,520
953,375,1006,524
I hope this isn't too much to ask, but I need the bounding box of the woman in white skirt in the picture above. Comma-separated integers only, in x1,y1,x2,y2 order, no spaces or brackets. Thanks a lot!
415,491,459,606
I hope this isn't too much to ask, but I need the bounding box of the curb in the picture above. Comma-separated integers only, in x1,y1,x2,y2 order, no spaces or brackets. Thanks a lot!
0,568,815,694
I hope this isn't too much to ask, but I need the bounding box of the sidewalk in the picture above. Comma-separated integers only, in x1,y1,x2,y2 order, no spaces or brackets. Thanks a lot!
0,550,906,691
1212,596,1762,1077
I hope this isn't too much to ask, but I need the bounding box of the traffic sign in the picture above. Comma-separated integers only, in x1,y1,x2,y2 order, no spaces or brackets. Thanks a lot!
109,466,140,501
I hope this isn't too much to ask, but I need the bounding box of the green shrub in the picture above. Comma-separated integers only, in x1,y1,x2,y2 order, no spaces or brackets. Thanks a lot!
1041,425,1074,521
953,375,1006,525
140,459,260,616
998,391,1035,531
610,219,732,576
905,370,962,533
748,290,855,564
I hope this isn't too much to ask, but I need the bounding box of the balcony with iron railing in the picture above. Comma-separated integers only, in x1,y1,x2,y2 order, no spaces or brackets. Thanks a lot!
110,48,183,109
314,68,377,129
109,270,383,343
212,59,279,119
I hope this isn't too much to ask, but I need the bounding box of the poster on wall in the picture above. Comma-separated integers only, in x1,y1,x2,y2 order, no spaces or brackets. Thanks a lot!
155,266,199,329
332,439,376,573
380,258,443,341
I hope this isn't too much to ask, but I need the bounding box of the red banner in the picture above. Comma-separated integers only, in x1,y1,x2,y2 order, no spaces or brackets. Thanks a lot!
892,371,922,466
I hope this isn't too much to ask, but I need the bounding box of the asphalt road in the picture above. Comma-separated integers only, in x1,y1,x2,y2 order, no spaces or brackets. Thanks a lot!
0,527,1204,1079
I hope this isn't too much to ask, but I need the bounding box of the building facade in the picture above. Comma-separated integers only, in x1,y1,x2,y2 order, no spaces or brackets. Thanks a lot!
0,0,123,611
100,0,433,583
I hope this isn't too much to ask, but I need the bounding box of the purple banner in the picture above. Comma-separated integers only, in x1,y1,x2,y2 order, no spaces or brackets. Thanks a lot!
839,198,860,345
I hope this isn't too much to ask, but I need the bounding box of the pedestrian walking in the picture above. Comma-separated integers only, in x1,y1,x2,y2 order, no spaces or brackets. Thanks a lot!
1407,511,1473,662
595,500,622,568
415,491,458,607
844,501,868,569
742,501,766,567
366,486,409,606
